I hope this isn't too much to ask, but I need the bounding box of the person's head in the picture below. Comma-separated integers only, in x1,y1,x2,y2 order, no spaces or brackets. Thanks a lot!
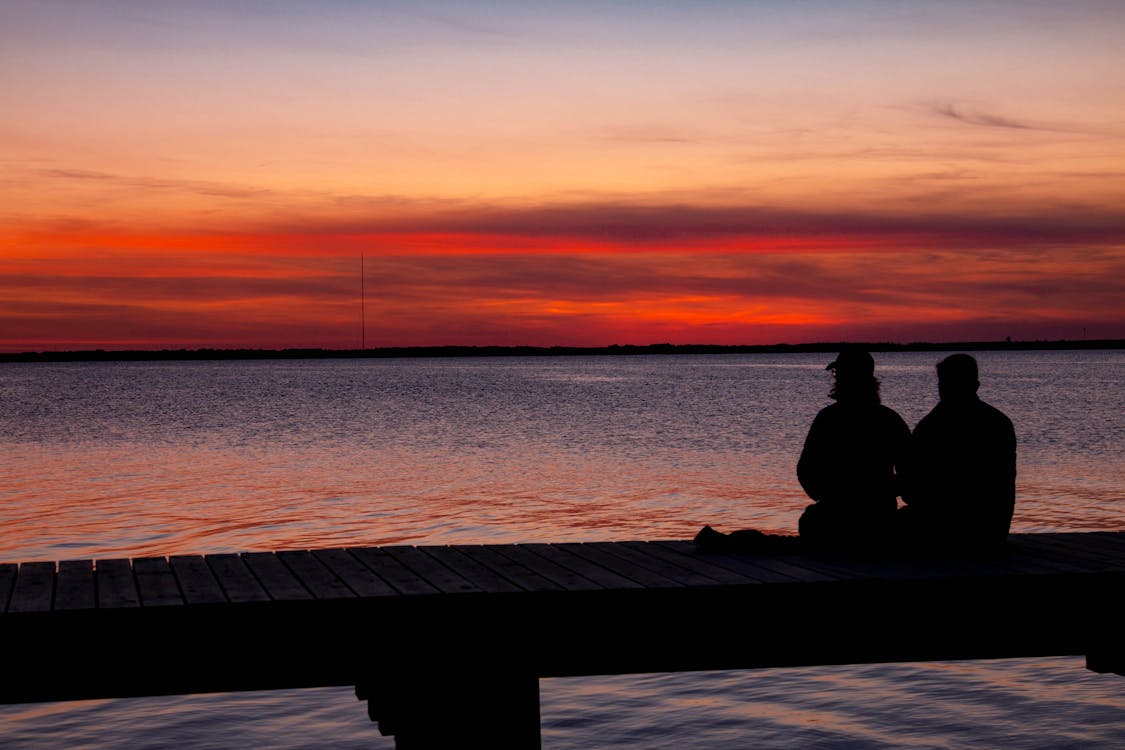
935,353,980,401
826,348,880,404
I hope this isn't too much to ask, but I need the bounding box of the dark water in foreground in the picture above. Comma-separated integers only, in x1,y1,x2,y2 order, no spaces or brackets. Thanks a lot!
1,351,1122,747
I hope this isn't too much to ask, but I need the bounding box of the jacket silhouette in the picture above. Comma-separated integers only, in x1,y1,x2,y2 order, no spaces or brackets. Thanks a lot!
900,354,1016,549
796,349,910,547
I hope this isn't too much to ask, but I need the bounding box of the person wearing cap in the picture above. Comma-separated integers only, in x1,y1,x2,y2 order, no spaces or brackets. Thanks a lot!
794,348,910,548
694,347,909,552
898,353,1016,550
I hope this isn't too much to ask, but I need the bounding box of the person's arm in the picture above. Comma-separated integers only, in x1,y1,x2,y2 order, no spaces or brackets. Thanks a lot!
899,414,932,509
890,412,912,502
988,411,1017,518
797,412,828,502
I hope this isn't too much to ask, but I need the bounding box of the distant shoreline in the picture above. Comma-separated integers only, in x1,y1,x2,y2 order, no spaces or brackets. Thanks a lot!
1,339,1122,362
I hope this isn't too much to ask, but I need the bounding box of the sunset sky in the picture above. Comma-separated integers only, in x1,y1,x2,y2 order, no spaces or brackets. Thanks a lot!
3,0,1124,350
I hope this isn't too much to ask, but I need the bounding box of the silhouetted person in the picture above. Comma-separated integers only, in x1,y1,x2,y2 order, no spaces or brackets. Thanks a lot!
795,348,910,549
899,354,1016,550
695,348,909,553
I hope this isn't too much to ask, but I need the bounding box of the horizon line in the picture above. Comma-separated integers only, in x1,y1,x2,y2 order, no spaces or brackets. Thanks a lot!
3,338,1123,362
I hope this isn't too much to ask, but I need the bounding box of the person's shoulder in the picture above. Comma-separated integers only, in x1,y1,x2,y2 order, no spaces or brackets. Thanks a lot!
876,403,910,426
911,402,943,434
812,402,840,418
809,402,852,430
977,399,1015,430
875,403,904,417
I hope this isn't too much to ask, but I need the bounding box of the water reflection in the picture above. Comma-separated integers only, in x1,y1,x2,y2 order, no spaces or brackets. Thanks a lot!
2,352,1122,561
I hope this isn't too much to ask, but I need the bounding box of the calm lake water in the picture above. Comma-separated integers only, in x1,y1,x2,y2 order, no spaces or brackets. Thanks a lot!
1,350,1123,748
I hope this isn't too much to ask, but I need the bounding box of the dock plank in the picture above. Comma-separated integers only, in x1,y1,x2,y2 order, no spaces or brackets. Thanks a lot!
55,560,96,611
134,557,184,607
96,559,140,609
586,541,727,587
556,543,683,588
0,563,16,613
170,555,227,605
515,543,638,590
314,548,400,598
776,552,946,582
620,541,763,586
458,546,563,593
349,547,441,596
492,544,609,591
243,552,311,601
1006,536,1111,573
382,546,484,595
993,546,1085,575
787,551,934,581
207,554,269,603
1046,533,1125,568
278,550,355,600
420,546,525,594
1089,531,1125,553
8,562,56,613
656,541,812,584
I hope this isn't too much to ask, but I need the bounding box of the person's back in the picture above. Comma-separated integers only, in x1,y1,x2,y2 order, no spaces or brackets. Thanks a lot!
796,349,910,548
797,400,908,516
900,354,1016,550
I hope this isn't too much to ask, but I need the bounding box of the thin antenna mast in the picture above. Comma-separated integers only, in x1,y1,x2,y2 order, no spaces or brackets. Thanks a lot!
360,253,366,350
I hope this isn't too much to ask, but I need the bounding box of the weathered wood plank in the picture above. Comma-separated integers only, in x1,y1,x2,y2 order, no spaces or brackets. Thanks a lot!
779,552,952,582
349,546,441,596
314,548,400,598
458,546,563,593
8,562,56,613
170,555,227,605
55,560,96,611
134,557,184,607
655,541,811,584
556,543,683,588
420,546,525,594
1047,533,1125,568
620,541,763,586
898,549,1041,580
382,546,485,595
999,532,1111,575
793,551,937,581
97,558,140,609
277,550,355,600
491,544,609,591
1001,539,1081,572
992,546,1084,575
1007,536,1111,573
207,554,270,603
0,563,17,613
1066,532,1125,568
1089,531,1125,554
585,541,725,587
510,541,634,589
243,552,311,601
1058,533,1125,567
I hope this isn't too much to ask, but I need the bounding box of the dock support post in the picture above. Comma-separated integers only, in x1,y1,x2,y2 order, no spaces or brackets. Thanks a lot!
1086,652,1125,676
1084,596,1123,677
358,668,541,749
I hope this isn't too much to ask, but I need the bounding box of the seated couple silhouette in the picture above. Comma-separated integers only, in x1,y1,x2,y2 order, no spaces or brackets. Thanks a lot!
695,349,1016,556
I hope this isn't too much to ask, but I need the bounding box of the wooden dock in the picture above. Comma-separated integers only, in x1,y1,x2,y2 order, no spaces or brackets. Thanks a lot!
2,532,1122,748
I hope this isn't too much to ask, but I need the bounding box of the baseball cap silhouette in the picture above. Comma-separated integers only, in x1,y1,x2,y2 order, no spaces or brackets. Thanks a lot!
825,348,875,377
